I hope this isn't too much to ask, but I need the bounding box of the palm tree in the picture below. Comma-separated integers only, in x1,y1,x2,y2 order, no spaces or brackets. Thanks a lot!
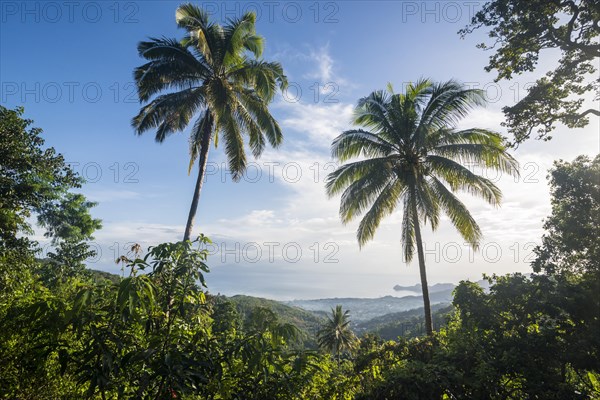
132,4,288,241
317,305,357,365
325,80,518,336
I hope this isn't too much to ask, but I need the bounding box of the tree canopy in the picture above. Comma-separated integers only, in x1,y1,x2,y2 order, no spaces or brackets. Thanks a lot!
533,155,599,275
460,0,600,145
1,104,599,400
0,106,80,253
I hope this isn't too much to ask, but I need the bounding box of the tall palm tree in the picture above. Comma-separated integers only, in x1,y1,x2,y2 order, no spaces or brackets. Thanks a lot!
132,4,288,240
325,80,519,336
317,305,357,365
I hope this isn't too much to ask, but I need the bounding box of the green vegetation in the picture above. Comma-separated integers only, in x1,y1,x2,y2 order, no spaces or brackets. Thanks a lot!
317,306,357,365
1,106,598,398
132,3,288,240
460,0,599,145
1,3,599,398
287,291,454,322
326,80,518,335
0,106,81,255
533,155,600,276
221,294,324,349
353,304,453,340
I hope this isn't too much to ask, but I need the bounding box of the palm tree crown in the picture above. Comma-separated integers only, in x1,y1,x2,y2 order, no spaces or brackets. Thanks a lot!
132,4,288,240
317,305,357,364
326,79,519,334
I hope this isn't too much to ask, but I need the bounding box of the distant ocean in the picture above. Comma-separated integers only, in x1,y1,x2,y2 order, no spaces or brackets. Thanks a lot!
205,265,423,300
99,261,460,301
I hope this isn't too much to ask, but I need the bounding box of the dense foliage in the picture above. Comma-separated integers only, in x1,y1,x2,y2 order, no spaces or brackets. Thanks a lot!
353,305,453,340
533,155,600,276
0,106,80,253
1,107,598,398
460,0,600,145
0,49,600,400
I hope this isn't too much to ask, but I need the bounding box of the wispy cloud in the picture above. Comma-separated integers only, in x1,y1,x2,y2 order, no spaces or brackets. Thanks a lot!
85,189,142,203
276,101,354,148
303,44,335,83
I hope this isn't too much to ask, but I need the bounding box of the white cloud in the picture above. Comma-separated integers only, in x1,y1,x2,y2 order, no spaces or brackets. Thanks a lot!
277,101,354,148
303,45,335,83
93,221,183,244
456,107,505,132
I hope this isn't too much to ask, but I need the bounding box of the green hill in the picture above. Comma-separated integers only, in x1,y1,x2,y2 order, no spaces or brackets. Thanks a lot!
227,294,325,332
354,304,453,340
89,269,121,284
86,269,451,342
286,290,454,322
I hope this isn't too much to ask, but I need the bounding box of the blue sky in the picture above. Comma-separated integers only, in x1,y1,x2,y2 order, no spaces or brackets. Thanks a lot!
2,1,599,299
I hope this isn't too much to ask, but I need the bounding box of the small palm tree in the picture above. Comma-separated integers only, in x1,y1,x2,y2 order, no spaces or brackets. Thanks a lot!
132,4,287,240
326,79,518,335
317,305,357,365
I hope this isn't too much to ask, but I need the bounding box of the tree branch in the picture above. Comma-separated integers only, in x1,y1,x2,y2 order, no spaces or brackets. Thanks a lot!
576,108,600,118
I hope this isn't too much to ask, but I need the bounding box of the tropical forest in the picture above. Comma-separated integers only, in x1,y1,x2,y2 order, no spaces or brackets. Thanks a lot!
0,1,599,399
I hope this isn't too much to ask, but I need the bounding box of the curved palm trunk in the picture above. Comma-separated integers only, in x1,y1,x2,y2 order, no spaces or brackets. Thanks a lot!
183,131,211,241
411,201,434,336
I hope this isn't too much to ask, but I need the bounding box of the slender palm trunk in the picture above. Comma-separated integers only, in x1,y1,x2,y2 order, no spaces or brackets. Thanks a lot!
183,131,211,241
411,201,434,336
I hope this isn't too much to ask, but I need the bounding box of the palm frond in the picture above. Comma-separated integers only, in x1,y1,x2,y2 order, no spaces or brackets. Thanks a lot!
223,12,262,64
418,80,487,133
426,154,503,206
339,168,397,225
431,128,519,177
414,179,440,230
331,129,397,161
432,142,519,176
134,61,206,103
237,88,283,147
176,4,220,65
229,60,288,101
219,105,246,181
131,88,205,141
354,90,395,136
356,178,403,247
325,157,393,197
175,3,210,30
137,37,198,62
229,94,265,158
430,177,482,247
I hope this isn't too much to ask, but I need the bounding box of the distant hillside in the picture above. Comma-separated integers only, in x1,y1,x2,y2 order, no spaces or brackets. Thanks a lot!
286,289,453,322
393,279,492,294
393,283,455,293
89,269,121,284
223,295,454,343
84,270,324,334
227,294,324,334
84,268,454,341
354,304,453,340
